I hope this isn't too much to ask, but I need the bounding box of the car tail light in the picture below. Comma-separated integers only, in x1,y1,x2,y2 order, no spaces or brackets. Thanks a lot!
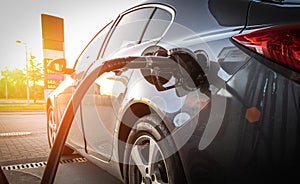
232,24,300,73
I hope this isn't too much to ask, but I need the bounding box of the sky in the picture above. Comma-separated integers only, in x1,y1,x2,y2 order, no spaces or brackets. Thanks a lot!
0,0,141,71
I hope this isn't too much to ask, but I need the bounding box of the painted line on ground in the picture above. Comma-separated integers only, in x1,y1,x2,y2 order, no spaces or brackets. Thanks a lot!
0,132,32,137
1,157,87,171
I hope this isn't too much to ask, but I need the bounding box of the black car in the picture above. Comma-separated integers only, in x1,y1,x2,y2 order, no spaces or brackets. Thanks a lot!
45,0,300,183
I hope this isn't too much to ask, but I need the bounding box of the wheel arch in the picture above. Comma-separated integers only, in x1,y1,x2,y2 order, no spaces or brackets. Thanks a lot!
117,102,165,178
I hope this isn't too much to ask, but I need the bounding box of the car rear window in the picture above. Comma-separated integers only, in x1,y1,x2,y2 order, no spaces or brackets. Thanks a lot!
102,7,155,58
141,8,173,42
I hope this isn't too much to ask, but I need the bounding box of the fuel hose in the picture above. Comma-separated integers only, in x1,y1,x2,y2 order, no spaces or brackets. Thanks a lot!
41,56,179,184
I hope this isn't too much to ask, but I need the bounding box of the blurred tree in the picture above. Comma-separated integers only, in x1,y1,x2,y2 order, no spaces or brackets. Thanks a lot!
0,68,9,99
0,67,26,99
28,54,44,103
0,56,44,101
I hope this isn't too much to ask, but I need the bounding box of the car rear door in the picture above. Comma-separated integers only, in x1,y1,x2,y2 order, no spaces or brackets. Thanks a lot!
80,6,156,162
56,22,112,150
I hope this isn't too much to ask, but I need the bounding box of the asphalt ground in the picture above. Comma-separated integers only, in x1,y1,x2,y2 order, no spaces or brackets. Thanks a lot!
0,111,49,166
0,111,49,183
0,111,122,183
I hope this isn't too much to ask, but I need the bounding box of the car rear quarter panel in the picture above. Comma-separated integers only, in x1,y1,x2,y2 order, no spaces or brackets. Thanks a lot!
179,56,300,183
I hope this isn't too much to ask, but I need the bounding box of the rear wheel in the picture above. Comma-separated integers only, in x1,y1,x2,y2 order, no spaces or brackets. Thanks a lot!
47,105,73,155
47,106,56,147
123,114,186,184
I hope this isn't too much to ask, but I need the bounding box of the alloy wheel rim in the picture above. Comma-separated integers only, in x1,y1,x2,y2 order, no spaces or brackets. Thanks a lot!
129,135,169,184
48,109,57,147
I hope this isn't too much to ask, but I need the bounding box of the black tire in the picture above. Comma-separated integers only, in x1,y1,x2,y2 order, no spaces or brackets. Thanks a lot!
47,105,74,155
123,114,186,184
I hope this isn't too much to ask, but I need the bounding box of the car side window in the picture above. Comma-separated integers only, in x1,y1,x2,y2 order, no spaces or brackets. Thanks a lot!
102,8,155,58
142,8,172,42
74,22,112,78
